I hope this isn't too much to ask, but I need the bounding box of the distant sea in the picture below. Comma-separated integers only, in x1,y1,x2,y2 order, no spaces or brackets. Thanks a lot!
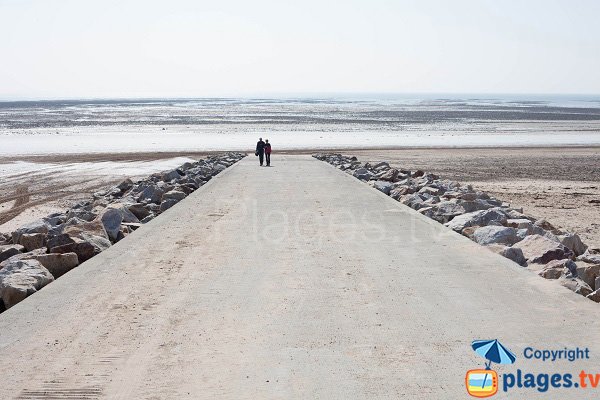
2,94,600,129
1,95,600,155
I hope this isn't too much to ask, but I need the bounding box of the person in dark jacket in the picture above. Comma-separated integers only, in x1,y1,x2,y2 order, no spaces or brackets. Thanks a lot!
264,139,272,166
255,138,265,166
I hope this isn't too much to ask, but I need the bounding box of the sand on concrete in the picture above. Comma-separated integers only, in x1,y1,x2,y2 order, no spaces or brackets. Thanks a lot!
0,155,598,399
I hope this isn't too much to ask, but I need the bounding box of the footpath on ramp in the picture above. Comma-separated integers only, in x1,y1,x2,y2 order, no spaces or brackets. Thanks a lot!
0,155,598,399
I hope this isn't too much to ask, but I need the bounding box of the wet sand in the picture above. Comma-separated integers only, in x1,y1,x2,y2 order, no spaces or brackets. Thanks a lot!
1,147,599,249
0,155,199,232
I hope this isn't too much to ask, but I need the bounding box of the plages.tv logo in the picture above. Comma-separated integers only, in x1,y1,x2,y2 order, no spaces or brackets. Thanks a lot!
466,339,516,398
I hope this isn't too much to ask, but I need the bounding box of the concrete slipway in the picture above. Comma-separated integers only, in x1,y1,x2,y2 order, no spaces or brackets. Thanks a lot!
0,155,598,399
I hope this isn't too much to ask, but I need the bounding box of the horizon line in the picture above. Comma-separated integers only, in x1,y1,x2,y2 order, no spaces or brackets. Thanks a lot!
1,92,600,103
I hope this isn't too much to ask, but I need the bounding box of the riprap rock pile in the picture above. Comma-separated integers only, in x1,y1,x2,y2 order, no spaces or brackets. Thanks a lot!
314,153,600,303
0,152,245,311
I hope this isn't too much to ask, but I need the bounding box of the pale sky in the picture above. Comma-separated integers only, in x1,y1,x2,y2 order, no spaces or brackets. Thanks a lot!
1,0,599,99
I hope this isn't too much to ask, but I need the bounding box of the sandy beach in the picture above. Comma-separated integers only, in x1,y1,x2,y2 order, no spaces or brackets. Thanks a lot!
354,147,600,249
1,146,599,250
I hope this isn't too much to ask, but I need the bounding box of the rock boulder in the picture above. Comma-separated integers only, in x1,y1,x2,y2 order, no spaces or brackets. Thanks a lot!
444,209,507,232
538,259,577,279
19,233,46,252
379,168,399,182
96,204,139,242
512,234,573,264
0,259,54,308
162,190,187,202
575,263,600,290
30,253,79,278
11,219,50,245
372,181,393,195
558,233,588,257
473,226,520,246
485,244,527,266
0,244,25,263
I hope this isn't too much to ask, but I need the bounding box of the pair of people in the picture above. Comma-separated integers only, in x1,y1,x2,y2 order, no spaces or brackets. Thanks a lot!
255,138,272,166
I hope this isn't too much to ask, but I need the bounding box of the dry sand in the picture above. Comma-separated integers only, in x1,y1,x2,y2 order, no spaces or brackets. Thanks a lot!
1,147,599,249
353,147,600,249
0,153,208,232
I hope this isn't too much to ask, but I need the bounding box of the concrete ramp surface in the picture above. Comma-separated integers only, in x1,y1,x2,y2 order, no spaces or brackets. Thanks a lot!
0,155,598,399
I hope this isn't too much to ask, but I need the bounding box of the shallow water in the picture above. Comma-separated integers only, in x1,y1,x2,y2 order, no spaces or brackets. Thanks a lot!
2,96,600,155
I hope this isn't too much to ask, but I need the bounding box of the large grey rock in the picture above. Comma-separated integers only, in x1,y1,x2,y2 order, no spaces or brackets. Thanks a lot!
473,226,520,246
389,186,415,200
0,244,25,263
401,193,425,210
18,233,46,252
12,219,50,244
30,253,79,278
461,199,495,213
558,233,588,257
96,204,140,242
378,168,399,182
575,263,600,290
62,220,109,241
160,198,179,212
371,161,390,171
128,203,151,220
512,234,573,264
516,228,530,240
48,220,110,262
116,178,134,192
458,192,478,201
162,190,187,202
66,208,97,222
213,163,227,172
542,230,561,244
419,186,441,196
429,201,466,223
0,259,54,308
444,209,507,232
577,251,600,264
96,208,123,242
352,168,373,181
180,162,194,170
500,246,527,267
485,244,527,266
47,235,94,262
372,181,393,195
43,214,66,227
112,204,139,223
162,169,183,182
538,259,577,280
137,184,164,204
505,210,532,220
0,249,47,269
559,277,593,297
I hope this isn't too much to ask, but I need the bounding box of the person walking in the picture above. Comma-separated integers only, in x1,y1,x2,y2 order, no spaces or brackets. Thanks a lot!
255,137,265,166
264,139,272,166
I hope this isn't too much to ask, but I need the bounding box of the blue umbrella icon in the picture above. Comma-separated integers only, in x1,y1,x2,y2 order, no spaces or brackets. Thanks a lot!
471,339,516,388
